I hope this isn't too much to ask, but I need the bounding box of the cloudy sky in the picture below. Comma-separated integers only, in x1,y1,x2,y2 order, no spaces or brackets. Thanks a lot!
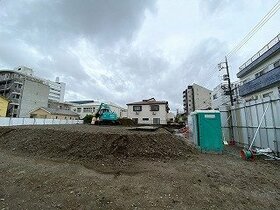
1,0,279,111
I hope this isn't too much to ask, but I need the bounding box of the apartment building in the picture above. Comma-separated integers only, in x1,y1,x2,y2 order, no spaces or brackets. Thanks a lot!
0,69,49,117
14,66,66,102
237,33,280,101
183,83,212,115
47,77,66,102
126,98,170,125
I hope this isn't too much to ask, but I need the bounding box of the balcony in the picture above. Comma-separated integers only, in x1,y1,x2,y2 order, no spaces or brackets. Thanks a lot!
237,34,280,78
239,66,280,96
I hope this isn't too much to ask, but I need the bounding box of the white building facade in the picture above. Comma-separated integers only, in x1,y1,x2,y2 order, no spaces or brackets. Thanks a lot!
127,98,169,125
69,100,126,119
237,33,280,101
183,83,212,115
212,82,241,109
15,66,66,103
47,78,66,103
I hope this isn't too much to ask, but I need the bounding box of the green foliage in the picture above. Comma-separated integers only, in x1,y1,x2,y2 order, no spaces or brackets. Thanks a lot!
83,114,93,124
175,114,187,123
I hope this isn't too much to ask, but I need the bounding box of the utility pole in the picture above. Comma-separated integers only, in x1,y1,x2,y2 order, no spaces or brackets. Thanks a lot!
225,56,234,106
218,57,235,144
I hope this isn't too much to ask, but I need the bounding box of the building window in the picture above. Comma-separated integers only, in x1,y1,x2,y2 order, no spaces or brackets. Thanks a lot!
133,106,142,111
14,105,18,109
150,105,159,111
83,107,93,113
274,60,280,68
213,94,217,100
142,118,149,121
77,108,81,113
263,92,273,98
255,70,264,78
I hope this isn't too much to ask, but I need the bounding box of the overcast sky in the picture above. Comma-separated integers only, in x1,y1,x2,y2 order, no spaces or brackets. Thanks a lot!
1,0,279,111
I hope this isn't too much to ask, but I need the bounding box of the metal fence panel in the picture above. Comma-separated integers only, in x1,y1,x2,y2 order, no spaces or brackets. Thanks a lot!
221,98,280,154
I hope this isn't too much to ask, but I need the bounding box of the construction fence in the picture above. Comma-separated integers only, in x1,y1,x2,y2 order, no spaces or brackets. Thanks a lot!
0,117,83,126
220,98,280,155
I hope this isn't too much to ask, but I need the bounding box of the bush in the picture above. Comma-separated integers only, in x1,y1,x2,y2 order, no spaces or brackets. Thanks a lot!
83,114,93,124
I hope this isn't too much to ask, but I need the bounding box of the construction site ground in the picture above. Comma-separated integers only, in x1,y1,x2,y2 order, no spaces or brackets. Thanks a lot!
0,125,279,210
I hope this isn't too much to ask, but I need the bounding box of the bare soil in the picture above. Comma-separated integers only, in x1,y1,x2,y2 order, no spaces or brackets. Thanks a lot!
0,125,279,210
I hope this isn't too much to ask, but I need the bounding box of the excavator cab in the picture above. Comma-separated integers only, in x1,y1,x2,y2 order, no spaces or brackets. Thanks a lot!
93,103,118,125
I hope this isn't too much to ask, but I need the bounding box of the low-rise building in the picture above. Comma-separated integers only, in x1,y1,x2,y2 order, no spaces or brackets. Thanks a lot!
0,96,9,117
30,107,79,120
68,100,126,119
48,99,72,110
212,82,241,109
237,33,280,101
126,98,170,125
183,83,212,115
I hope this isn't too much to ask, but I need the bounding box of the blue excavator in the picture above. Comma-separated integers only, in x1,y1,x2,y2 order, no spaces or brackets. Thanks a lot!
92,103,119,125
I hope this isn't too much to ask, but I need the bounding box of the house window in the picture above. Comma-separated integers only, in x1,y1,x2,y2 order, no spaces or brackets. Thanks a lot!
150,105,159,111
132,118,138,124
142,118,149,121
133,106,142,111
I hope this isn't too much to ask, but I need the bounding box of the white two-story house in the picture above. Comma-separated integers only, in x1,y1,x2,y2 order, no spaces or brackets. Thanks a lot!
127,98,170,125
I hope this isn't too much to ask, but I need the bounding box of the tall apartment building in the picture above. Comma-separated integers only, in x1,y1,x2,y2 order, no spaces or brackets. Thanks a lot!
183,83,212,115
47,77,66,102
237,33,280,101
14,66,66,103
0,69,49,117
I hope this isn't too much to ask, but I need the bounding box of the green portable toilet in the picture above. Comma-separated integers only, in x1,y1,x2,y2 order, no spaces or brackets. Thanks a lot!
189,110,223,153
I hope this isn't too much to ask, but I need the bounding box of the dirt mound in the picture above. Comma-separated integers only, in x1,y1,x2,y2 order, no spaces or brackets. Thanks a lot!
0,126,196,163
118,118,136,126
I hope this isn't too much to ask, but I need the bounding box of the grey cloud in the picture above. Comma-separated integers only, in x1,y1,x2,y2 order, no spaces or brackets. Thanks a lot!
1,0,156,48
199,0,231,15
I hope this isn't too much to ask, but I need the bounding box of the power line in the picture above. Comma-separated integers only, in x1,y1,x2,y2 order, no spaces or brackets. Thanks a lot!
227,0,280,58
202,0,280,86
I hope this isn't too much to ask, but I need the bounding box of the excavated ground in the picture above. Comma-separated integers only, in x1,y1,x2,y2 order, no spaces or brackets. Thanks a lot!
0,125,279,210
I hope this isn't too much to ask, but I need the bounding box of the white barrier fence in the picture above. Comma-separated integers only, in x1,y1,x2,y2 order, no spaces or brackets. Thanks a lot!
220,98,280,155
0,117,83,126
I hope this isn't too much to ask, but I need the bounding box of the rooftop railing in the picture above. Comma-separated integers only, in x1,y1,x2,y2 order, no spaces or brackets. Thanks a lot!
239,33,280,71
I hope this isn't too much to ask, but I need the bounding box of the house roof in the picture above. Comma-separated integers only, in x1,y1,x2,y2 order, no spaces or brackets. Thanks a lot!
31,107,79,116
127,98,168,106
